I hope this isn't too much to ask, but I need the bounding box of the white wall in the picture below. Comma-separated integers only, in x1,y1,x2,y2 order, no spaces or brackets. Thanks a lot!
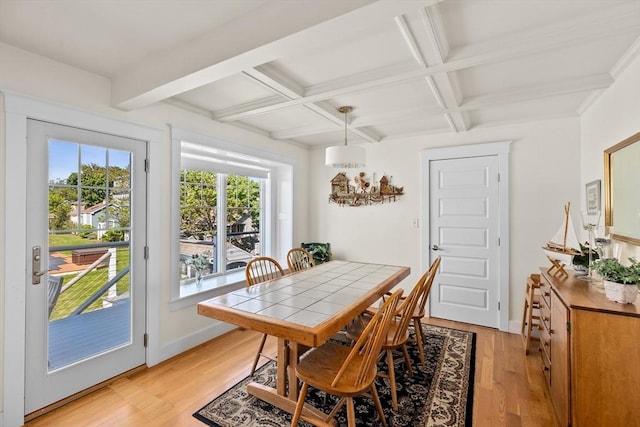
0,42,310,425
580,48,640,260
310,117,582,330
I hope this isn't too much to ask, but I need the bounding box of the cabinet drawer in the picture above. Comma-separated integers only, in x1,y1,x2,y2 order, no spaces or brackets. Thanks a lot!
539,275,552,308
539,320,552,362
540,343,551,385
539,297,551,333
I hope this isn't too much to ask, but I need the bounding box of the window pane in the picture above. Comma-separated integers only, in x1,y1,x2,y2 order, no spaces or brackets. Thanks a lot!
180,169,218,281
107,149,131,189
226,175,260,268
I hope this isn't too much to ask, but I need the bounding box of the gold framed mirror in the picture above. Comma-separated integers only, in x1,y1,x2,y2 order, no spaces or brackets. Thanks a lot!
604,131,640,245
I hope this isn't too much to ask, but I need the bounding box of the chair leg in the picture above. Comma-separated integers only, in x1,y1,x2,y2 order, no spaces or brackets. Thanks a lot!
346,397,356,427
290,382,309,426
250,333,268,376
386,349,399,411
370,384,387,427
521,288,528,335
401,344,413,377
413,318,425,365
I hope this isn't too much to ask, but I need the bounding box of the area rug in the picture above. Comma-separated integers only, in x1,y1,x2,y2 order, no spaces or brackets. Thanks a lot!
194,324,475,427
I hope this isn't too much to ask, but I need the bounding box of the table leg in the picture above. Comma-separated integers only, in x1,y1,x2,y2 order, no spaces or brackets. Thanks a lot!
288,341,299,401
276,337,288,395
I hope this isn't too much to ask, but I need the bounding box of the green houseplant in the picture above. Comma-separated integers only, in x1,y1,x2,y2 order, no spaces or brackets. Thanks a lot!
572,242,599,273
301,242,331,264
591,257,640,304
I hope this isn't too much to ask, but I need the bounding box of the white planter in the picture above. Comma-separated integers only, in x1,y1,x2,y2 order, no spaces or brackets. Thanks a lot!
603,280,638,304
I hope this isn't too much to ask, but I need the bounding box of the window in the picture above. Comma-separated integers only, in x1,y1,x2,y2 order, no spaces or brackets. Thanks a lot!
170,129,293,305
179,170,263,281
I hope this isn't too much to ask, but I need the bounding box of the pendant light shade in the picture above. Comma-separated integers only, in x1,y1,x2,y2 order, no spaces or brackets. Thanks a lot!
325,106,365,168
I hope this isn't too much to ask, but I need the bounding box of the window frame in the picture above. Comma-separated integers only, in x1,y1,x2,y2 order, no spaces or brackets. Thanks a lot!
169,128,293,309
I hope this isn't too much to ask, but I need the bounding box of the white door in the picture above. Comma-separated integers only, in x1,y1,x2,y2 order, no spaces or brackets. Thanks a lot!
25,119,147,414
428,155,501,328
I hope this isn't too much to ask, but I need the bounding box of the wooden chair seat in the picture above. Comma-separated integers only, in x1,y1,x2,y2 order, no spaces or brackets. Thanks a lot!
296,343,375,396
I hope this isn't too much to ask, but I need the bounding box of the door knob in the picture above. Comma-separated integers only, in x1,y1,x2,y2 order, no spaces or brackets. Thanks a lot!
432,245,440,251
32,246,47,284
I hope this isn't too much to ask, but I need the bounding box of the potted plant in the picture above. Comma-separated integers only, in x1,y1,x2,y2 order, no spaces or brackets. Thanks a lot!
590,257,640,304
572,242,599,274
301,242,332,264
186,251,212,285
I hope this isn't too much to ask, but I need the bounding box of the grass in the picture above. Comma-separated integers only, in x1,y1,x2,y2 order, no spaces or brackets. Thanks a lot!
49,233,130,321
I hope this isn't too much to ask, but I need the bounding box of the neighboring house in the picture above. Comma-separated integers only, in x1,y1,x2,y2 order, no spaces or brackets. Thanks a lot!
69,202,118,238
228,214,253,235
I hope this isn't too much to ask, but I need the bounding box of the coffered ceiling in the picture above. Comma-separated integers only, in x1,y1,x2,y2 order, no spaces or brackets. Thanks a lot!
1,0,639,148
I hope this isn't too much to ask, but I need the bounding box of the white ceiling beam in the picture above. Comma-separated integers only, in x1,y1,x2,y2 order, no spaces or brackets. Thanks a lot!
395,5,467,133
111,0,442,110
243,65,304,100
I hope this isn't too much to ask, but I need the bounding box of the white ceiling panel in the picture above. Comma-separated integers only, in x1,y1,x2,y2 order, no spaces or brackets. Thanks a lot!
237,106,332,133
468,92,588,129
173,73,282,111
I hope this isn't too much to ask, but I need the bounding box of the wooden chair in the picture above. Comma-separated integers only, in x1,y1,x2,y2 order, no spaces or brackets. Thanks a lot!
286,247,315,273
358,257,440,366
345,258,440,411
290,289,403,427
245,256,285,375
48,275,64,318
408,257,441,365
521,273,541,354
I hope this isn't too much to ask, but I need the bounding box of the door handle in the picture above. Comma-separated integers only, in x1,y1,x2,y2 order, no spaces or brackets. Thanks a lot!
32,246,47,285
432,245,440,251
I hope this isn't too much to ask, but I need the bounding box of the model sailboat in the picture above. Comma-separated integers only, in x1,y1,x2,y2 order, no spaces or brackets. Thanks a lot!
542,202,581,276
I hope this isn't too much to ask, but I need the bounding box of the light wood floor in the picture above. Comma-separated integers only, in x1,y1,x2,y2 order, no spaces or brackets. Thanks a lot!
25,318,559,427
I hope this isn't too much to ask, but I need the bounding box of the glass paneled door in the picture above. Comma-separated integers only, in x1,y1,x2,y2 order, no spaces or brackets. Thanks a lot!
25,119,147,414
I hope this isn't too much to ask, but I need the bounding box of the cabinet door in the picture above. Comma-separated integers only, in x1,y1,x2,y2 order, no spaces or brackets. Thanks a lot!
550,291,570,427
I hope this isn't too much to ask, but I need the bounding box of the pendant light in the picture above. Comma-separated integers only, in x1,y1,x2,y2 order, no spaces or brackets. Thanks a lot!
325,106,365,168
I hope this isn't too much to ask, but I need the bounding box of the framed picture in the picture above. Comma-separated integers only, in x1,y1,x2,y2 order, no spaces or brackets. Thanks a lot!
585,179,601,215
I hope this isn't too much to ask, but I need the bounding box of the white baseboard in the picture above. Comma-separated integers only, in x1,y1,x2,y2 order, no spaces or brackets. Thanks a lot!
157,322,236,365
508,320,522,334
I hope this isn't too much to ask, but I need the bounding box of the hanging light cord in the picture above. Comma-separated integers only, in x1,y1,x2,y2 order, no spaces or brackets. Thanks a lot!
338,106,353,147
343,109,348,146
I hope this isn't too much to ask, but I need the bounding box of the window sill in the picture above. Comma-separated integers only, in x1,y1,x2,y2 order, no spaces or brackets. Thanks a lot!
169,271,246,311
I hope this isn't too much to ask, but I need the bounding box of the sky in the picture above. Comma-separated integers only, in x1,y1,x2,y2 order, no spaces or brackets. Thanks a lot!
48,139,131,183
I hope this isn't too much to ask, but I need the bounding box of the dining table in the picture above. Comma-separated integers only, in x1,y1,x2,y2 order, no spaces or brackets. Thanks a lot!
197,259,410,422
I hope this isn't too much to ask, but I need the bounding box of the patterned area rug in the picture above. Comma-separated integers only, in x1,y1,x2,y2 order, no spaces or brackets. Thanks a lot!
194,324,475,427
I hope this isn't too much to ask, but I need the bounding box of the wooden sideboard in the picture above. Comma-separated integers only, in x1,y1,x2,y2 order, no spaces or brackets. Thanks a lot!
539,268,640,427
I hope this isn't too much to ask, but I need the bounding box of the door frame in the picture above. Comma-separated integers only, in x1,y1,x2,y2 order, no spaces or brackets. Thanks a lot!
421,141,511,331
1,91,163,427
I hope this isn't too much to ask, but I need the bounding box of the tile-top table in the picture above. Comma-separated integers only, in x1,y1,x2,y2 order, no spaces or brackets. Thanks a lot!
197,260,410,420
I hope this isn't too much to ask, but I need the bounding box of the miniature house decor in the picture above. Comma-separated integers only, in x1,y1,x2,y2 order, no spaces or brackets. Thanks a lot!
329,171,404,206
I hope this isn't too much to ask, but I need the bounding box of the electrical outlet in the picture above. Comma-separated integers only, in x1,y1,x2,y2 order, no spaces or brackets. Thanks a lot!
411,218,419,229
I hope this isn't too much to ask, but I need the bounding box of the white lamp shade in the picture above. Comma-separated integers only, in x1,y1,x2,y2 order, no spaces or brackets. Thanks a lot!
325,145,366,168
